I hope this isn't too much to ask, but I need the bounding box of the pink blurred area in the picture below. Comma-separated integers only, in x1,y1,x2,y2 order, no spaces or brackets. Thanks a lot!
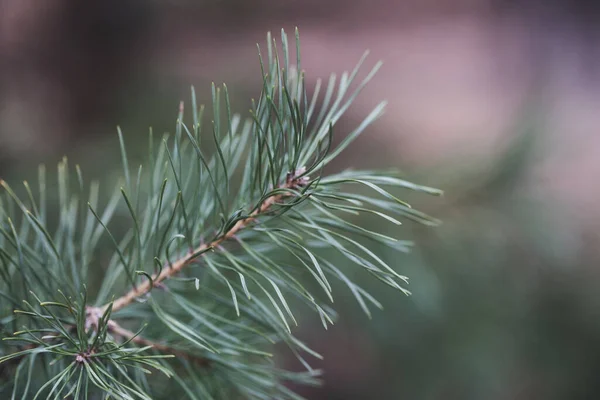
2,1,598,202
2,1,599,248
0,2,598,243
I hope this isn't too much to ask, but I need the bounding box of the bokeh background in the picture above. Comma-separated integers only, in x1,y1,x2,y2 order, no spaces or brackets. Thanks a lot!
2,1,600,399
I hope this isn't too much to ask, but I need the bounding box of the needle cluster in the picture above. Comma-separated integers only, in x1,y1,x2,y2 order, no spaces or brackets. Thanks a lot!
0,28,441,399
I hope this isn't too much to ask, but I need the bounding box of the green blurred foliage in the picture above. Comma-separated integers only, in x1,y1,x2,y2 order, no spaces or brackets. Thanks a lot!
286,126,600,399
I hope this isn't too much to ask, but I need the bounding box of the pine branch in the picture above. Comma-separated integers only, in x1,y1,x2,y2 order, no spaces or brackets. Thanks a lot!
0,28,442,399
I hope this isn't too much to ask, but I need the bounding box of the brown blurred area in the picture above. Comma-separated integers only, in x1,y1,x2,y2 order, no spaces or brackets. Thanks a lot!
2,1,600,399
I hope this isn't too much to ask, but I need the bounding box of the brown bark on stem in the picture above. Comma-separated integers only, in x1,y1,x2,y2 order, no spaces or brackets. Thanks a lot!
100,175,304,314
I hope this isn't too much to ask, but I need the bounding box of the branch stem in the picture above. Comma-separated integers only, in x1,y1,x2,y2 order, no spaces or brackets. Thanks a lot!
101,175,304,314
108,320,210,366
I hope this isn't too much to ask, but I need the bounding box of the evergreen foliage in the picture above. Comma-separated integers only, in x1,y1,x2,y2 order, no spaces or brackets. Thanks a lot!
0,29,441,399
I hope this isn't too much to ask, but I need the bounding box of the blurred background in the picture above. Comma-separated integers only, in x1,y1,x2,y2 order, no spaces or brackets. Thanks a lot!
2,1,600,399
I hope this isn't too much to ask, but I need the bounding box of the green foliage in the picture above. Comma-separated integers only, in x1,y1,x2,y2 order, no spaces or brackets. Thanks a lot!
0,28,441,399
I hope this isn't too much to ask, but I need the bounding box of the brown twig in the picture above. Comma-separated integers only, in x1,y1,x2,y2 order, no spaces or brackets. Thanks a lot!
1,318,210,372
97,170,308,315
107,319,210,367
